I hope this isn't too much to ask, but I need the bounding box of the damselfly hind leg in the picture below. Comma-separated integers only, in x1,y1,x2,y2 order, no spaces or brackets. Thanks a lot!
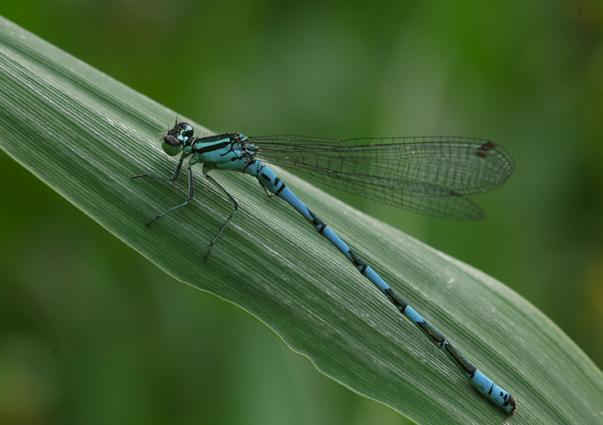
203,166,239,261
146,166,194,227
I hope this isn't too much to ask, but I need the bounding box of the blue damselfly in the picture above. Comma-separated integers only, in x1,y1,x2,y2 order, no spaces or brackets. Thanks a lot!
133,121,516,415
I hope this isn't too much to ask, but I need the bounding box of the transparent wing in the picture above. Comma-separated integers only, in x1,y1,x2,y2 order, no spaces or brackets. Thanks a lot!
251,136,514,220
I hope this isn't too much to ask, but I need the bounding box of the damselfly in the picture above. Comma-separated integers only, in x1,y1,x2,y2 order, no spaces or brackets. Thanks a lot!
133,121,516,415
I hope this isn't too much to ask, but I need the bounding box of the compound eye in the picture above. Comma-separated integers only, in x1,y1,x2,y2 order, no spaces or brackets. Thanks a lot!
162,135,183,156
164,135,180,146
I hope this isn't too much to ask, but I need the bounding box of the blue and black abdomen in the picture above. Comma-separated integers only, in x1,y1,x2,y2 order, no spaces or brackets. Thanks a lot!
242,160,517,415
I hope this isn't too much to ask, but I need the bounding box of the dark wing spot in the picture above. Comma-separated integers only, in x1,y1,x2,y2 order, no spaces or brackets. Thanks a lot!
476,141,497,158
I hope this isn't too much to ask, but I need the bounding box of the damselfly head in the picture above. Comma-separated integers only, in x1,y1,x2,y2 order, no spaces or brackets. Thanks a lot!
162,122,194,156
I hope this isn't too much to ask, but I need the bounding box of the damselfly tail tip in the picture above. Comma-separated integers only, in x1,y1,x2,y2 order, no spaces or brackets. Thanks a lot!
507,395,517,415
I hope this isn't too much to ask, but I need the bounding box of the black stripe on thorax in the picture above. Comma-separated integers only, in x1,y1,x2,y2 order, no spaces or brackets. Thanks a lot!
195,133,235,143
194,141,231,154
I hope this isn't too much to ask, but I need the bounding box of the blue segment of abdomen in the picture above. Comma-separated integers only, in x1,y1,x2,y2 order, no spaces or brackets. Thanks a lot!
472,370,514,413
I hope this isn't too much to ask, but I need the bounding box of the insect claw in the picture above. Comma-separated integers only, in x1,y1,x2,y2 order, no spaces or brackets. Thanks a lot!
203,241,216,262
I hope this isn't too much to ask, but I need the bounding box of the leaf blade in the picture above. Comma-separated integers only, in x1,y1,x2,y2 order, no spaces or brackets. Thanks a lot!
0,16,601,425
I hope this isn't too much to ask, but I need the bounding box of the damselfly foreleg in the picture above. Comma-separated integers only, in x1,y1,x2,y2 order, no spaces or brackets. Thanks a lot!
132,155,185,184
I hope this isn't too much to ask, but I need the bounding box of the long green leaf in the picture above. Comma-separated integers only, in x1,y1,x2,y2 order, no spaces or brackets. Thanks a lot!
0,16,601,424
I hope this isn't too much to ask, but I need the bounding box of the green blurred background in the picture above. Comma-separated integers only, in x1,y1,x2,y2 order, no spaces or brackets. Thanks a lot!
1,1,602,424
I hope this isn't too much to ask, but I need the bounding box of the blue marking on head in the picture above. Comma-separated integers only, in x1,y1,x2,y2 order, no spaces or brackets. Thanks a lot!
179,123,194,143
169,122,194,144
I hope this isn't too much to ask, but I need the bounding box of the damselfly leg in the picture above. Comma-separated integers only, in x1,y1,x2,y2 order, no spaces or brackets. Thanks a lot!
258,180,274,198
202,166,238,260
146,165,194,227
